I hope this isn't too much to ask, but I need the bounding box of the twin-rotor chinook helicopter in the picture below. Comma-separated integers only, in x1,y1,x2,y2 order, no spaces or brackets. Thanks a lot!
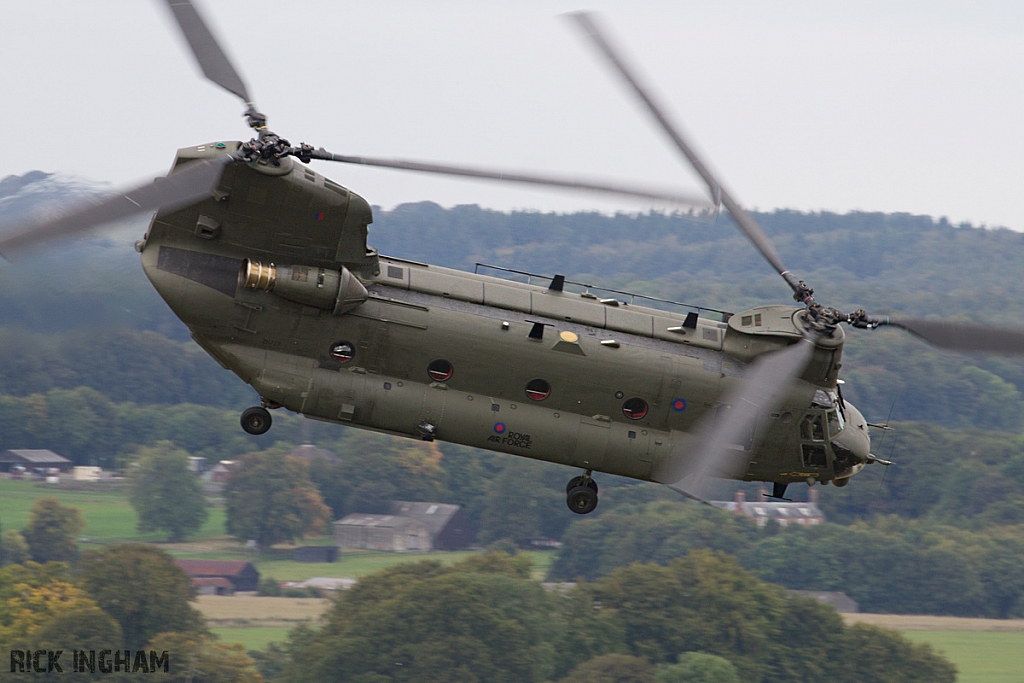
3,1,1024,514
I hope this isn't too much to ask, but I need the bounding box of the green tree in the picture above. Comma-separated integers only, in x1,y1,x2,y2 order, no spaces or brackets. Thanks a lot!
558,654,656,683
838,623,955,683
148,632,264,682
588,550,954,683
35,606,123,679
1,529,29,566
78,544,205,650
283,560,564,683
127,441,208,541
224,450,331,549
477,460,569,546
656,653,740,683
24,497,85,563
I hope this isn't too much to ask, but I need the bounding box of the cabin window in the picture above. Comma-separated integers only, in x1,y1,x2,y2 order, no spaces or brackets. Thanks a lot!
802,444,828,468
329,341,355,363
427,359,453,382
622,397,649,420
800,414,825,441
525,379,551,401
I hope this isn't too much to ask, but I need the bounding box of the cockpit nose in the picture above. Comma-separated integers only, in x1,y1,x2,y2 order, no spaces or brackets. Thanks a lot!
831,399,871,482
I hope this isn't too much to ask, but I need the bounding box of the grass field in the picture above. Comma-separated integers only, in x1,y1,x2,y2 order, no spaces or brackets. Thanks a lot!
212,627,293,651
903,631,1024,683
0,479,226,544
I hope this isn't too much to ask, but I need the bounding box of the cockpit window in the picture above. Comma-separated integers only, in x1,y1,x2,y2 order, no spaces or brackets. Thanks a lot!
827,409,845,437
801,414,825,441
811,389,837,409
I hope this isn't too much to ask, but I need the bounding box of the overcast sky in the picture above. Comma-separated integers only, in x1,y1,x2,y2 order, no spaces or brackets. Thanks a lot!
4,1,1024,229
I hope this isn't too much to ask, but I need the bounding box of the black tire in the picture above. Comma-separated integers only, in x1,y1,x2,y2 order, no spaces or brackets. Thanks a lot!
240,406,272,435
566,486,599,514
565,476,599,494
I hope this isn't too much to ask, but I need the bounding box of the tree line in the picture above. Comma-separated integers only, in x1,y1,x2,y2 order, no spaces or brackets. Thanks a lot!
550,500,1024,618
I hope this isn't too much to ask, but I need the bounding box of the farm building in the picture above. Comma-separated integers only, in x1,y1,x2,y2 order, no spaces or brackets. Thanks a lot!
388,501,474,550
334,502,475,552
0,449,72,472
334,514,432,552
711,490,824,527
174,559,260,592
191,577,235,596
292,546,338,563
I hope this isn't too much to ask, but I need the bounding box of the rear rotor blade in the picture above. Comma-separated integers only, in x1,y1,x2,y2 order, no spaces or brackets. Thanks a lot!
0,157,230,260
567,12,793,283
308,149,714,210
658,337,818,500
162,0,251,104
887,317,1024,355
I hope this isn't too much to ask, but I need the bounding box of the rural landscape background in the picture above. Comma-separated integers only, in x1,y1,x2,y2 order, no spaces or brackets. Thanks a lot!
3,171,1024,681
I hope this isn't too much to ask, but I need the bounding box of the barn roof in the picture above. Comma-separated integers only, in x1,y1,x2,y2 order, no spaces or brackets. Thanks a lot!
335,514,426,530
0,449,71,464
389,501,461,535
787,590,859,613
174,559,255,577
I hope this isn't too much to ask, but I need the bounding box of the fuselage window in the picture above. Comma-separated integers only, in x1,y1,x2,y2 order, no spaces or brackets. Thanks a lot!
427,359,454,382
800,413,825,441
525,379,552,401
622,397,649,420
330,341,355,363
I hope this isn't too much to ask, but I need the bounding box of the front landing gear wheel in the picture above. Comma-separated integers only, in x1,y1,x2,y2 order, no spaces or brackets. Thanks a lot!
567,486,599,514
240,406,272,435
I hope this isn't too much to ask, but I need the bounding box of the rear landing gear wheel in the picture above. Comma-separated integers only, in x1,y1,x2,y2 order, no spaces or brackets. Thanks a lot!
567,486,599,514
241,406,272,435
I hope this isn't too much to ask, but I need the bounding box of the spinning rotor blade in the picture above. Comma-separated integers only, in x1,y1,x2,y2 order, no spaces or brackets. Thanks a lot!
568,12,798,290
660,337,817,500
885,318,1024,355
307,150,714,210
0,157,230,260
162,0,251,104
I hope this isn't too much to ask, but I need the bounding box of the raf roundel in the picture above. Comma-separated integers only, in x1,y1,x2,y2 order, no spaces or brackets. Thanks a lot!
493,422,507,434
672,398,687,412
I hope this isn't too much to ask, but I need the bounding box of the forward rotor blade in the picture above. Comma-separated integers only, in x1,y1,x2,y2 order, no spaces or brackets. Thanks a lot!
659,337,817,500
886,317,1024,355
308,150,715,210
0,157,230,260
162,0,251,103
567,12,791,280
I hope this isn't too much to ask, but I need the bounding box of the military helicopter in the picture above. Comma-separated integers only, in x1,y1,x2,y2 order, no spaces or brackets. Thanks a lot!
3,1,1023,515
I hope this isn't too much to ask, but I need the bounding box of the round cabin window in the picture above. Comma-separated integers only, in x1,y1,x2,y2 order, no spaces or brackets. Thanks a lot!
427,359,454,382
622,397,649,420
525,379,551,401
329,341,355,363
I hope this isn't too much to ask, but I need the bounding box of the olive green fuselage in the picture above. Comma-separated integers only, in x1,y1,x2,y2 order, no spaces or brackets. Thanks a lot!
139,144,871,488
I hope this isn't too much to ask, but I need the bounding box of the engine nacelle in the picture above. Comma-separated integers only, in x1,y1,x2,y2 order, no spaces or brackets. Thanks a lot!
240,260,368,315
